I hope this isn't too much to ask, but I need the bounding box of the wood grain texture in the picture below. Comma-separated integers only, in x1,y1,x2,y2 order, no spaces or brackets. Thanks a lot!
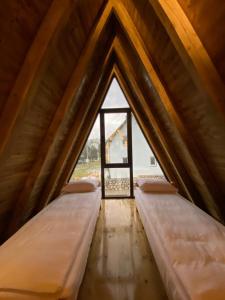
114,0,225,220
177,0,225,85
113,42,204,207
114,61,191,201
78,199,168,300
5,0,112,236
53,61,116,199
148,0,225,118
0,0,74,156
35,35,115,214
116,34,222,219
0,0,225,239
0,0,52,113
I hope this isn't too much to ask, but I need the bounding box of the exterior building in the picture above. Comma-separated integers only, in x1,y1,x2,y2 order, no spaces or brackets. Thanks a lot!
106,116,164,179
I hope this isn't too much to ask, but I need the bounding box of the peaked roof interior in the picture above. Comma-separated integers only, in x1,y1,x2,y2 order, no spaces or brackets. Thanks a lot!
0,0,225,241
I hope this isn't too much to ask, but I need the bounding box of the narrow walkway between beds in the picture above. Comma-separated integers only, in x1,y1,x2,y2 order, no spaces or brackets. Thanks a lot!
78,199,168,300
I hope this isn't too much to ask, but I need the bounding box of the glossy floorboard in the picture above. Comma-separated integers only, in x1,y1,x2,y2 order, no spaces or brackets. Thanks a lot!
77,199,168,300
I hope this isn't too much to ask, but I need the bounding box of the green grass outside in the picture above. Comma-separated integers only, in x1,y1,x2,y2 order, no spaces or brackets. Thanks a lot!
70,160,101,181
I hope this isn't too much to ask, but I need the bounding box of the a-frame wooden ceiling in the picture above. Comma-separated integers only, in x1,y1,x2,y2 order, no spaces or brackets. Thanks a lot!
0,0,225,241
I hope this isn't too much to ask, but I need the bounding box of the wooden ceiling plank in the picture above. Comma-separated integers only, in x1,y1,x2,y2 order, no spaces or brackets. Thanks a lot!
0,0,75,157
36,53,115,212
148,0,225,119
6,2,114,236
113,41,199,204
26,2,219,219
52,63,116,200
113,65,181,189
53,61,178,201
52,57,180,202
112,3,224,220
49,32,200,210
3,1,225,237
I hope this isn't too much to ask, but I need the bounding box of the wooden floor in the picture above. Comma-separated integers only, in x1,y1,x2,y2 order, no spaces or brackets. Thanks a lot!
78,199,168,300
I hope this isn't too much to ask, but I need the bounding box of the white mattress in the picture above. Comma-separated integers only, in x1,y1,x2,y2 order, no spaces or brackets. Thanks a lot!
0,189,101,300
135,188,225,300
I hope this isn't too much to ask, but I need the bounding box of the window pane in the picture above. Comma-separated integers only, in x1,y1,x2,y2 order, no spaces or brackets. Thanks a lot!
132,115,165,181
104,168,130,197
102,78,129,108
70,115,101,182
105,113,128,164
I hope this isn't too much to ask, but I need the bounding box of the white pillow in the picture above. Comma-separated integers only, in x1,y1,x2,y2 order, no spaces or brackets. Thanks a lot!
81,177,100,187
137,178,177,193
61,179,98,194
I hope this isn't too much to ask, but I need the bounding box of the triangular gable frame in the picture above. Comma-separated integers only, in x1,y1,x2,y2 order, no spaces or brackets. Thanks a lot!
67,75,167,192
6,1,225,236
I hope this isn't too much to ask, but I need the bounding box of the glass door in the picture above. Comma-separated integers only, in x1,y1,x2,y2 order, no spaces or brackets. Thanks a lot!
100,108,134,198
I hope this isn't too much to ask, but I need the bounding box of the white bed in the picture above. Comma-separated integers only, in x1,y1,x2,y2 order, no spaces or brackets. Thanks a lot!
0,188,101,300
135,188,225,300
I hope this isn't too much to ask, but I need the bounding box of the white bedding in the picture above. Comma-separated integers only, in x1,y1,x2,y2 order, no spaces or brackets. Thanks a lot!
0,189,101,300
135,188,225,300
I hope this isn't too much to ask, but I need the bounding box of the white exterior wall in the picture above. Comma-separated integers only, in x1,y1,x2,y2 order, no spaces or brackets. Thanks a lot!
107,117,164,178
132,117,163,177
107,131,127,163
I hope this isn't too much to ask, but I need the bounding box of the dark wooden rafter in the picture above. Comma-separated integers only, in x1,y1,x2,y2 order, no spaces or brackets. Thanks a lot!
34,46,116,215
43,3,221,217
0,0,75,156
148,0,225,120
113,66,186,197
1,0,225,239
47,36,200,210
114,49,219,216
111,4,224,220
10,1,224,226
51,60,179,202
6,1,115,236
36,39,187,210
52,63,116,200
113,44,202,205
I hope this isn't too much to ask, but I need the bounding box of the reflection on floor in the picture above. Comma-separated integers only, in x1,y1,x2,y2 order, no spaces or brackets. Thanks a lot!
78,199,168,300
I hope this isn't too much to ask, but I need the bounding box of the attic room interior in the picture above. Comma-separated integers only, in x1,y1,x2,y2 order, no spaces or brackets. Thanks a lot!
0,0,225,299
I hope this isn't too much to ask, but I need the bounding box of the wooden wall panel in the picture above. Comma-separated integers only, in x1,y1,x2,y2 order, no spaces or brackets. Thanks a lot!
130,1,225,194
0,0,225,238
117,0,225,218
116,27,222,219
22,26,114,224
0,0,52,113
0,0,107,238
76,0,105,35
114,41,212,211
177,0,225,84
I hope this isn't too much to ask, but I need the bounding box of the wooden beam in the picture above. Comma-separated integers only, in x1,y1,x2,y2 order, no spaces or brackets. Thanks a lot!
35,49,115,214
6,2,115,236
113,42,197,203
57,60,190,200
54,60,183,201
113,65,179,185
52,62,116,200
111,4,224,220
6,1,224,235
0,0,74,157
148,0,225,120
